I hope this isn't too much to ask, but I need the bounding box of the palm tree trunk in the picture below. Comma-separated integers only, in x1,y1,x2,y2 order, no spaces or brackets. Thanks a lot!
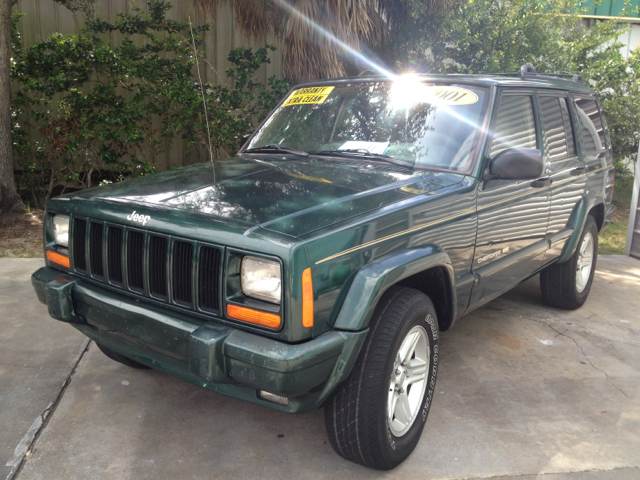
0,0,21,213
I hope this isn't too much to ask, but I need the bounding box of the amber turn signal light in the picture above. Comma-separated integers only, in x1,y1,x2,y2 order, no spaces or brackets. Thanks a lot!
302,267,314,328
226,304,281,329
46,250,70,269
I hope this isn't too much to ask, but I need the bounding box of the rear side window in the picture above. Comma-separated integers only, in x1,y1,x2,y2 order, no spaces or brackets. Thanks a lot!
574,97,605,155
490,94,537,158
539,96,576,161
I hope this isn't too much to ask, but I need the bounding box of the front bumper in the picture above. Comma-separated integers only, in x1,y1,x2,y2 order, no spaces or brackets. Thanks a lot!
32,267,367,413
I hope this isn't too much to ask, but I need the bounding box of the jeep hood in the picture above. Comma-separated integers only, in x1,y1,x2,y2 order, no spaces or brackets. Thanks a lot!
74,156,463,238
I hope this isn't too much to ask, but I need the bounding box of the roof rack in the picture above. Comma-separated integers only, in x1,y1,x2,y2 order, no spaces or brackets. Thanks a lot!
357,69,380,76
354,65,586,83
451,65,585,83
519,64,585,84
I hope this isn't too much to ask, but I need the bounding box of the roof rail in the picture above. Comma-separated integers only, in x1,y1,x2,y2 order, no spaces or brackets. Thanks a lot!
519,64,586,84
449,72,520,78
520,64,537,78
353,67,586,83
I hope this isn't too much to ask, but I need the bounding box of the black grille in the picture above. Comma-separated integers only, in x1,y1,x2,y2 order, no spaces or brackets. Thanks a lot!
149,236,168,299
173,241,193,306
70,217,221,315
90,222,104,278
107,226,123,285
199,246,221,312
127,231,145,292
73,218,87,272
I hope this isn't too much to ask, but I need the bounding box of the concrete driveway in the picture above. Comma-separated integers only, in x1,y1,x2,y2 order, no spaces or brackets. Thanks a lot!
1,256,639,480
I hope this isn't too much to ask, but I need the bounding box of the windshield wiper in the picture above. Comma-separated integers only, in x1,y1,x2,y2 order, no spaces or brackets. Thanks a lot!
243,144,309,158
312,149,414,169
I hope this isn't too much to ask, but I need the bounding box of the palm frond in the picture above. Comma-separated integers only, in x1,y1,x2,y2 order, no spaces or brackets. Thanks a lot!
193,0,449,81
284,0,347,80
193,0,223,17
234,0,271,40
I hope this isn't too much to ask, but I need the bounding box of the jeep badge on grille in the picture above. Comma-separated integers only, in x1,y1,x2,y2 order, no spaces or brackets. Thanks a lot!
127,211,151,226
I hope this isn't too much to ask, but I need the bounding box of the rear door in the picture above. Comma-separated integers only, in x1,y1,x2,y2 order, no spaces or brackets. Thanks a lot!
572,95,614,212
470,91,550,307
537,91,587,260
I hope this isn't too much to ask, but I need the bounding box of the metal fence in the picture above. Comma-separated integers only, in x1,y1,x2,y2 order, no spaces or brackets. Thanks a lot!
13,0,284,170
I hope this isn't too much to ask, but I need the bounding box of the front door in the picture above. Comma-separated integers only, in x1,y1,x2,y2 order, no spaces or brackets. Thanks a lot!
470,92,550,307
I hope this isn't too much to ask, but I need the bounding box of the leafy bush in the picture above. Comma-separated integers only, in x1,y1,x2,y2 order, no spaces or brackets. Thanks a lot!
613,174,635,208
11,0,290,207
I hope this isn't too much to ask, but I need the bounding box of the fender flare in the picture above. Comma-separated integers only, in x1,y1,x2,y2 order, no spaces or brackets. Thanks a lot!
557,195,603,264
333,246,457,331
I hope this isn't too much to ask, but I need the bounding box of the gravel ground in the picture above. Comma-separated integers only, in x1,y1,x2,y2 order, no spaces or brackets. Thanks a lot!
0,209,44,258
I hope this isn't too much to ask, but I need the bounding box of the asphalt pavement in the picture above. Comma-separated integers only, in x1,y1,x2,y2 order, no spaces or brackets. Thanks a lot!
1,256,639,480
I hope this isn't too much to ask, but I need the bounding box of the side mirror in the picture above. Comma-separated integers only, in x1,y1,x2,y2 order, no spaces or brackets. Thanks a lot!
486,148,543,181
240,133,252,148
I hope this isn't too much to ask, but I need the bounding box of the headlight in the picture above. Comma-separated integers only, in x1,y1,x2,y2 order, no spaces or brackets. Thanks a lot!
53,214,70,247
241,256,281,304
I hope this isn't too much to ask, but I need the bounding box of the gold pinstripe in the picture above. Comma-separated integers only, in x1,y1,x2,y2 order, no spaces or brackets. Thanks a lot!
315,166,611,265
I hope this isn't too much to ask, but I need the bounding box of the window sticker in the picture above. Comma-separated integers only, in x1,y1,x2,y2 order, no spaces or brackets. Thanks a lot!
281,86,335,107
421,86,478,106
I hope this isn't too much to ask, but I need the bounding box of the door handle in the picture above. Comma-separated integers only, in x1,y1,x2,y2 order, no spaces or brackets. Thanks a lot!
570,166,587,176
531,177,552,188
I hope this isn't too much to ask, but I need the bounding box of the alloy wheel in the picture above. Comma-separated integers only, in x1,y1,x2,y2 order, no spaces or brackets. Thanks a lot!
576,232,594,293
387,325,430,437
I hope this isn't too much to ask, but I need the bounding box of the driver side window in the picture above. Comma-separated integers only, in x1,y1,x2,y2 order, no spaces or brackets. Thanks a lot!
490,94,537,158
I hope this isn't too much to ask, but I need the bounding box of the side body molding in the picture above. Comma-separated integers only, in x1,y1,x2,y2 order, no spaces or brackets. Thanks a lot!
557,195,603,264
333,246,456,331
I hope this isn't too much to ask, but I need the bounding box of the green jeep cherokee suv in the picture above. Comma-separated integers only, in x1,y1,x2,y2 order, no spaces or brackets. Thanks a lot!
33,66,615,470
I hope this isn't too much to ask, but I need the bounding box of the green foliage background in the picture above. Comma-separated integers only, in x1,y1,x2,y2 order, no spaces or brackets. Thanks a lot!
10,0,639,209
11,0,290,207
377,0,640,179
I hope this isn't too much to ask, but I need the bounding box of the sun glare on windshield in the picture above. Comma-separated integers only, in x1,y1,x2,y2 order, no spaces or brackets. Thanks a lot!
246,80,489,172
389,74,425,111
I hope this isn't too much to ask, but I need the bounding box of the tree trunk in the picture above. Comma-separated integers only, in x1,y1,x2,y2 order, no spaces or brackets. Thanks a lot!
0,0,21,213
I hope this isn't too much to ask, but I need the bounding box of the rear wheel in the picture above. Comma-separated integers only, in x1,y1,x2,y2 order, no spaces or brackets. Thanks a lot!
96,343,152,370
324,286,439,470
540,215,598,310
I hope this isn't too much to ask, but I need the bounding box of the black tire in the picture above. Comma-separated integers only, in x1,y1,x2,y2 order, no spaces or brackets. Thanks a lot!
96,343,152,370
324,286,439,470
540,215,598,310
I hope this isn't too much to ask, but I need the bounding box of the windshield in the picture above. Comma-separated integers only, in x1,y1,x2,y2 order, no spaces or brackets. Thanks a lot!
245,79,489,171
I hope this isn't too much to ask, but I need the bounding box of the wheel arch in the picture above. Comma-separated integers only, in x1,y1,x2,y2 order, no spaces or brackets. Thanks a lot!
557,195,605,264
333,246,457,333
590,202,605,232
396,267,455,332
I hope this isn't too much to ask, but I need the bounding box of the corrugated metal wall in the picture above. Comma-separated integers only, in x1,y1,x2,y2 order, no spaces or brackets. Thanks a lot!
582,0,640,18
626,146,640,259
13,0,284,170
619,24,640,59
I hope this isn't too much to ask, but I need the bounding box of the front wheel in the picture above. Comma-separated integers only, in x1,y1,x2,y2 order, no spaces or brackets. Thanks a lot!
324,287,439,470
540,215,598,310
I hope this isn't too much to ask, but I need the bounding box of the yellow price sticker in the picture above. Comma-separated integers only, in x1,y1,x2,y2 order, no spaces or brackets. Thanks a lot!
281,86,335,107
